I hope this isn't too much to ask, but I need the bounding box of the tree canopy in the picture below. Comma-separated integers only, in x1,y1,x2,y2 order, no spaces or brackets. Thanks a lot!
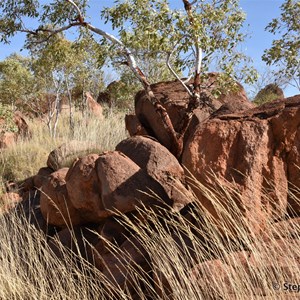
0,0,260,156
0,0,257,85
262,0,300,91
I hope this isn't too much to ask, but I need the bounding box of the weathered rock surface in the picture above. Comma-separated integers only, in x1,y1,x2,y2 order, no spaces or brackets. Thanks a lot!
40,168,82,227
49,225,99,262
116,136,195,211
98,235,150,297
95,216,131,255
13,111,31,138
66,154,106,223
135,74,253,151
47,140,101,171
190,238,300,298
21,167,53,193
96,151,171,215
125,114,148,136
182,95,300,233
269,217,300,239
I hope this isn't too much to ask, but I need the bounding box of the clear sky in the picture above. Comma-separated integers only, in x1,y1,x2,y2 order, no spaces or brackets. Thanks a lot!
0,0,298,97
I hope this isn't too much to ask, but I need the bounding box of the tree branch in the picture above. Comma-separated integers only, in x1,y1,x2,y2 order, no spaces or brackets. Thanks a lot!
21,1,182,157
66,0,85,23
20,22,81,36
167,46,193,97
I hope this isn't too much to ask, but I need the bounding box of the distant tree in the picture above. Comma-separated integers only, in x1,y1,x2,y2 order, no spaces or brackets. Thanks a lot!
0,54,35,107
262,0,300,91
29,33,105,136
0,0,257,156
0,103,18,133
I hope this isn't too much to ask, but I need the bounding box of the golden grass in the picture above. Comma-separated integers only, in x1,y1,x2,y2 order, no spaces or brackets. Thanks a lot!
0,179,299,299
0,111,127,185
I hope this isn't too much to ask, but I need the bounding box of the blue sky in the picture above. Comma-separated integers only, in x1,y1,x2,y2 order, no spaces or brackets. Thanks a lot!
0,0,298,97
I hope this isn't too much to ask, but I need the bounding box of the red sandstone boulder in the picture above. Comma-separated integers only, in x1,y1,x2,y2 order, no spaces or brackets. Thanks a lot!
190,238,300,298
97,236,150,297
135,74,253,151
33,167,54,188
86,92,103,118
47,141,102,171
40,168,82,227
95,217,130,255
116,136,195,211
65,154,107,223
182,96,300,233
21,167,53,193
125,114,148,136
96,151,171,215
269,217,300,239
49,225,99,263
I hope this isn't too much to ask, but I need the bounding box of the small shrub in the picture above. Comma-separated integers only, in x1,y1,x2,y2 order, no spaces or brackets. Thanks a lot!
0,103,18,133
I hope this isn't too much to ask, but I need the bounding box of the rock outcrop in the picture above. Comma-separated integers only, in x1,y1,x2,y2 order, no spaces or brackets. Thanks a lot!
96,151,170,214
5,77,300,299
13,111,31,138
133,73,253,151
86,92,104,118
182,95,300,233
116,136,195,211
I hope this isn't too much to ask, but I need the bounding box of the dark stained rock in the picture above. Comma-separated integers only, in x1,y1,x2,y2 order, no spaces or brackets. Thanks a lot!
96,151,171,215
125,114,148,136
116,136,195,211
135,74,253,151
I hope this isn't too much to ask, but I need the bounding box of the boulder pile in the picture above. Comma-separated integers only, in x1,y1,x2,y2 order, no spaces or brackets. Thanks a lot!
4,77,300,298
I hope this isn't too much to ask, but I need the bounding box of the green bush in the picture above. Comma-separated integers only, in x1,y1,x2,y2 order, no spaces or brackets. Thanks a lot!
0,103,18,133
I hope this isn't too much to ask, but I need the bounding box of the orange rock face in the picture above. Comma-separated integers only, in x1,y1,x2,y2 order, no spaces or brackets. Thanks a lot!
40,168,82,227
86,92,103,118
182,95,300,232
66,154,106,223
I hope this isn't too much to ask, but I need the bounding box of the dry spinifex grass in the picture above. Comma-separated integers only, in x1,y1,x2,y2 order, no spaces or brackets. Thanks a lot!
1,177,299,300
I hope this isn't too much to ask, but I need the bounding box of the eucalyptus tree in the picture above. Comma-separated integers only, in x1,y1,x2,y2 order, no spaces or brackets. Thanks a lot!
263,0,300,91
29,33,79,136
0,0,257,156
0,54,35,108
29,33,105,136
